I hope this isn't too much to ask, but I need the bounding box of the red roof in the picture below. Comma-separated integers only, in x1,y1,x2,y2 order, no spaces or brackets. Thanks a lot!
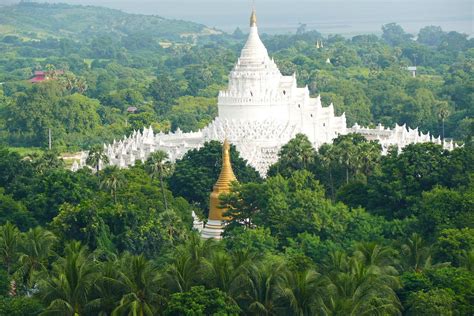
29,69,64,83
29,77,46,83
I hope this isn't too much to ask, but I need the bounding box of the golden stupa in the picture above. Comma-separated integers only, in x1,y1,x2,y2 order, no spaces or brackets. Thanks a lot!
208,139,237,221
201,139,238,239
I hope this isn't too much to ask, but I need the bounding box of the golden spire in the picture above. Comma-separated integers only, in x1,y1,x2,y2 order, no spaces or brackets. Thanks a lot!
208,139,237,221
250,8,257,27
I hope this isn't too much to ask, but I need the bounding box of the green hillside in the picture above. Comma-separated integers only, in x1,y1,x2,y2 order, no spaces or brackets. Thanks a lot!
0,2,217,40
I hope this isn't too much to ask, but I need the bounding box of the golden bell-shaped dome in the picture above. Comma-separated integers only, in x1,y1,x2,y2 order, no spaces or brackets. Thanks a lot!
208,139,237,221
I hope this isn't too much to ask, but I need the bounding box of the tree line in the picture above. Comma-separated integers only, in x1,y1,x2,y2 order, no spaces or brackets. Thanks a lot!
0,9,472,149
0,134,472,314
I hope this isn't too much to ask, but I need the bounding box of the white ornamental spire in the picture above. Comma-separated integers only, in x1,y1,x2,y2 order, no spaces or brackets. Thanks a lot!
240,8,269,61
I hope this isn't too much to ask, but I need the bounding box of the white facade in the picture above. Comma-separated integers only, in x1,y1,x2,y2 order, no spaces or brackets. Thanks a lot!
73,10,455,176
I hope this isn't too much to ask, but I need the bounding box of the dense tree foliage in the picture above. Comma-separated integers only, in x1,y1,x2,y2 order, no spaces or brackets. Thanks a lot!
0,2,472,315
0,135,473,315
0,3,472,151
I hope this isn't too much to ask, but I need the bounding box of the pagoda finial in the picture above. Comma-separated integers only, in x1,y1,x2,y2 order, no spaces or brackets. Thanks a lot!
216,139,236,187
250,7,257,27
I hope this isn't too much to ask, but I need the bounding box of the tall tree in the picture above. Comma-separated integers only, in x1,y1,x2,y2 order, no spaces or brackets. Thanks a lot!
239,259,286,315
322,250,401,315
268,133,316,177
18,227,57,293
86,145,109,175
280,268,329,316
0,222,20,275
400,233,447,272
100,166,126,204
164,233,218,293
146,150,171,211
40,242,97,316
112,254,163,316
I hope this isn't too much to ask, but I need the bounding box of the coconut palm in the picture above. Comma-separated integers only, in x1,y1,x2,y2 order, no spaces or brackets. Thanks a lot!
0,221,20,275
322,250,402,316
164,233,217,293
201,249,254,302
17,227,57,292
280,268,330,316
157,210,185,245
75,77,88,94
111,254,163,316
86,145,109,176
240,258,286,315
354,242,398,274
88,260,124,316
39,241,98,316
100,166,126,204
146,150,171,210
164,248,199,294
400,233,448,272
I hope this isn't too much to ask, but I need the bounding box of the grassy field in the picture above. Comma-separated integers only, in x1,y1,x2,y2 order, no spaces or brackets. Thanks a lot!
7,147,83,169
8,146,44,156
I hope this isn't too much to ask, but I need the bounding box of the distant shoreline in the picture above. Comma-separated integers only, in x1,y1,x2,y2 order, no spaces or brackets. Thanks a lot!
4,0,473,36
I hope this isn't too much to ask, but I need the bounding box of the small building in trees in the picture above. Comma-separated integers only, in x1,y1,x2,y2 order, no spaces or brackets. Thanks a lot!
28,69,64,83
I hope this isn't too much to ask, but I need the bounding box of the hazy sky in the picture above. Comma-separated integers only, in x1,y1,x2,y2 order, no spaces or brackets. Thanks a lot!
3,0,473,35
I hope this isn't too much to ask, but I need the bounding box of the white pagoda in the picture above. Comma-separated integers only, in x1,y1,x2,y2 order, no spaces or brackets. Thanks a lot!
75,9,455,176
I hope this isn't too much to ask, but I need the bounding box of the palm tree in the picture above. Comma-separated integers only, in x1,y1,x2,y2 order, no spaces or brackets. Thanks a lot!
240,259,286,315
438,105,450,143
100,166,126,204
280,268,329,316
201,249,254,302
86,145,109,176
279,133,316,172
333,139,356,184
355,142,381,180
111,254,163,316
17,227,57,293
322,250,402,316
164,248,199,294
39,241,98,316
0,221,20,275
75,77,88,94
146,150,171,210
354,242,397,274
400,233,448,272
164,233,217,293
157,210,185,245
88,260,124,316
319,145,336,200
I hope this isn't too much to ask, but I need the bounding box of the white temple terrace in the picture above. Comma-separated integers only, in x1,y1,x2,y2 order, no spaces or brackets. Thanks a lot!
73,9,455,176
